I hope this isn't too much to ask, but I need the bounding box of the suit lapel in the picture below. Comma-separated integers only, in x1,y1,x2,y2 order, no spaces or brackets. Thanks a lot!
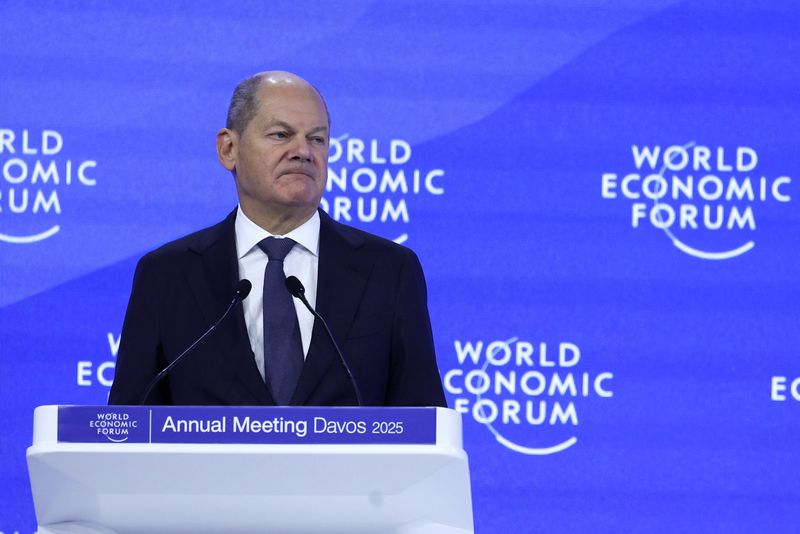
292,211,372,405
188,210,272,405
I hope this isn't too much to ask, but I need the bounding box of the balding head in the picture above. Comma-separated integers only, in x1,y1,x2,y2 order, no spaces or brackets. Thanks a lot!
226,71,330,134
216,70,330,234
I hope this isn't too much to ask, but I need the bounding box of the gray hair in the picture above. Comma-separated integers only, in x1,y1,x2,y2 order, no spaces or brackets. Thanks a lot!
225,72,330,133
226,74,268,133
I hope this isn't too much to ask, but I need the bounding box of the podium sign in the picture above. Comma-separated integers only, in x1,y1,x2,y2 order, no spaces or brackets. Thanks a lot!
28,405,473,534
57,405,437,445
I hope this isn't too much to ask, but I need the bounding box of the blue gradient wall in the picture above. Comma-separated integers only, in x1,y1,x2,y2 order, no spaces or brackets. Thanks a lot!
1,1,798,532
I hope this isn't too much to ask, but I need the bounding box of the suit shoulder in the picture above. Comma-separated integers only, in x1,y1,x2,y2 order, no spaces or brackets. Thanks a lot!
137,214,232,267
326,216,418,261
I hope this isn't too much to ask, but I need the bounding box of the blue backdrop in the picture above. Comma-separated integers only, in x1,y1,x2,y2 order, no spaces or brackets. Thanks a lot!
1,1,798,532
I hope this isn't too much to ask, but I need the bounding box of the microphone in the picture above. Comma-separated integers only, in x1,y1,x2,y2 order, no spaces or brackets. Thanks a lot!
139,279,252,404
285,275,363,406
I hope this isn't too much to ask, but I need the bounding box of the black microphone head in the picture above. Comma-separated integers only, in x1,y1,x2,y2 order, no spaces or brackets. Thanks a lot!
235,279,252,300
285,275,305,298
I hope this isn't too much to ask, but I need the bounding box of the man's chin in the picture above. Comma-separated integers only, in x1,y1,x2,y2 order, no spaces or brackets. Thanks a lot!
278,190,324,210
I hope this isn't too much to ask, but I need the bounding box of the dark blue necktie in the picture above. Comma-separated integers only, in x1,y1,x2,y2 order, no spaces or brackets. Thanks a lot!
258,237,303,405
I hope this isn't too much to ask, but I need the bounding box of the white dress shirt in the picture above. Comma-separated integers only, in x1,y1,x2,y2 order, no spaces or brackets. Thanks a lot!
235,206,319,381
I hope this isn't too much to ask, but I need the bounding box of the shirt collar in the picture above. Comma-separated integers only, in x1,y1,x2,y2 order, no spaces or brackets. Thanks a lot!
235,206,320,260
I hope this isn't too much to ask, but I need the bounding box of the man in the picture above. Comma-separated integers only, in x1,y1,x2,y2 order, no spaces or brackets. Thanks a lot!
108,71,446,407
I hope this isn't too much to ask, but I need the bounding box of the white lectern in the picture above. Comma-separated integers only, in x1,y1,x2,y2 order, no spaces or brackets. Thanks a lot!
27,405,473,534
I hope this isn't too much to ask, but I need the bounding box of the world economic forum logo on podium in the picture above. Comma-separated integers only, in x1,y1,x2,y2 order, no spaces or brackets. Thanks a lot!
601,142,793,260
0,128,97,245
444,337,614,455
58,407,148,444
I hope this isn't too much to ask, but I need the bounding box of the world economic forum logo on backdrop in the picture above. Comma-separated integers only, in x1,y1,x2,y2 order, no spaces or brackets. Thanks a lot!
444,337,613,455
0,127,97,244
321,134,445,243
601,143,792,260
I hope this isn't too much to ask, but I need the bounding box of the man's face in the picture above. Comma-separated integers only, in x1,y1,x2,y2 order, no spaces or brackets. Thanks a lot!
223,82,329,225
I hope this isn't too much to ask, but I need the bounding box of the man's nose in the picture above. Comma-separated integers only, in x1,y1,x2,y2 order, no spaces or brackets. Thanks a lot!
289,137,313,160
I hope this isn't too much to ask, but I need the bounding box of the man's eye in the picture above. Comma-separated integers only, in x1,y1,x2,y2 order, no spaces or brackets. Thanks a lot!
269,131,288,139
311,137,326,145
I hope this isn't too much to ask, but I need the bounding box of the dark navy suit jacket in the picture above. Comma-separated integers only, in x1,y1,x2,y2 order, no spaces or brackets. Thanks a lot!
108,209,446,407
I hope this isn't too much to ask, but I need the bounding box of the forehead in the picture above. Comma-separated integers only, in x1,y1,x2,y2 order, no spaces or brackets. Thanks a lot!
250,83,328,130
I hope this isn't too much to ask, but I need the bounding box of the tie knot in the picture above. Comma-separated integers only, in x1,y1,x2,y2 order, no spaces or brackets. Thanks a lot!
258,237,296,262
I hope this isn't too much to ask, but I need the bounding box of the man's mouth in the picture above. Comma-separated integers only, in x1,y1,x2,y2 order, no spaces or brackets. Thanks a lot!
281,169,314,179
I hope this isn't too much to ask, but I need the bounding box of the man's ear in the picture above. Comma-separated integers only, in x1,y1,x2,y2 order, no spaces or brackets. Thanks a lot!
216,128,238,171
